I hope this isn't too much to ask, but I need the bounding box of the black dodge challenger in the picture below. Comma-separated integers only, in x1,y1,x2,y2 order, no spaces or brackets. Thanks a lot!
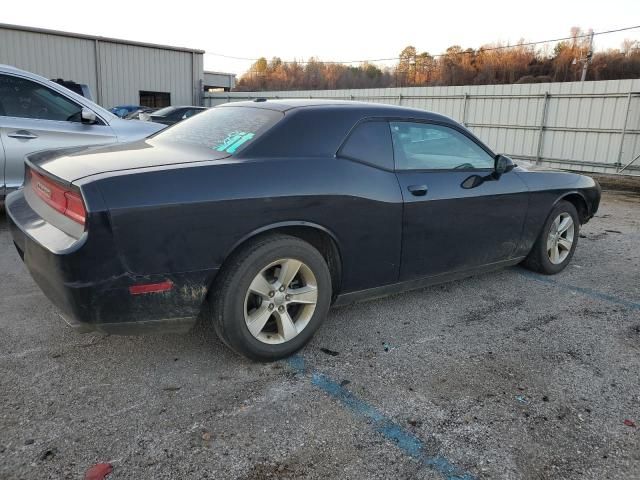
6,100,601,361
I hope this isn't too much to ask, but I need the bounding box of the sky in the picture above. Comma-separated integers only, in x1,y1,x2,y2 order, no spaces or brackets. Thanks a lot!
3,0,640,76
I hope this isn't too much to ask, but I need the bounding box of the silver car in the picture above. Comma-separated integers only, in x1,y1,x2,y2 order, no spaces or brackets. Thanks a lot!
0,65,165,199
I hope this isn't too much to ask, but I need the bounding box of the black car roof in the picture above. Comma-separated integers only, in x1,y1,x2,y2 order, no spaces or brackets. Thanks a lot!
217,99,456,124
223,99,469,159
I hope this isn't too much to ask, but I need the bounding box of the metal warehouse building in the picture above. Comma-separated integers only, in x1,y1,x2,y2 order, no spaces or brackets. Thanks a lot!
204,71,236,92
0,23,233,109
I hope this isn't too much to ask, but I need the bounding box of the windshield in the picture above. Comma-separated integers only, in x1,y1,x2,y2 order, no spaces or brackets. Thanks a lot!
153,106,283,154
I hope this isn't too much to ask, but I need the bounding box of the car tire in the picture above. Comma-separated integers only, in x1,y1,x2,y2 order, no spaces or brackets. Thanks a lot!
209,234,332,361
522,200,580,275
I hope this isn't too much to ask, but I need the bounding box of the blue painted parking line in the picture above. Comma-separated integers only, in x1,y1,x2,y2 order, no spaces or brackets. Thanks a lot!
288,356,476,480
517,269,640,310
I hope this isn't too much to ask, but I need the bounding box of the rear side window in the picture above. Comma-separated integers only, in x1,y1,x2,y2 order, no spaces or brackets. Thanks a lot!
339,121,393,170
153,106,177,116
154,106,283,154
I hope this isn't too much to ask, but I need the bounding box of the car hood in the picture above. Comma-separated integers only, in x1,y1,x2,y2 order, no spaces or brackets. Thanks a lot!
26,139,232,184
512,159,554,172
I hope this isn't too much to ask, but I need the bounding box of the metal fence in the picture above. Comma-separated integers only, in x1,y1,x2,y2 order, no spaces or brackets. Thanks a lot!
204,79,640,175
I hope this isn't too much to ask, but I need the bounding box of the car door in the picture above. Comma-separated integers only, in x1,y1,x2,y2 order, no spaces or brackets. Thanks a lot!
392,120,528,281
0,73,117,190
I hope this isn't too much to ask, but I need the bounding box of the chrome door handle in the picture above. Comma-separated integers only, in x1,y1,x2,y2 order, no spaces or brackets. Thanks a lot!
8,130,38,140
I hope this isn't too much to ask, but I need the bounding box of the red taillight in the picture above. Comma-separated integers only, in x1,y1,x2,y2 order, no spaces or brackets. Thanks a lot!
63,191,86,225
30,169,86,226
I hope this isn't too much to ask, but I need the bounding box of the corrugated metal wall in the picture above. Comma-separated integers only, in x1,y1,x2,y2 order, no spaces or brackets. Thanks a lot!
205,80,640,175
0,25,204,108
96,42,202,107
0,28,98,96
204,72,236,90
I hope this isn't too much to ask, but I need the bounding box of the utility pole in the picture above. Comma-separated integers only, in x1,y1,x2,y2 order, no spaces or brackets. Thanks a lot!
581,30,594,82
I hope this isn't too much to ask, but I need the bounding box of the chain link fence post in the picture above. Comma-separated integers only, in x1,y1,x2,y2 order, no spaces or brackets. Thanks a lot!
462,93,469,126
616,91,633,172
536,92,550,165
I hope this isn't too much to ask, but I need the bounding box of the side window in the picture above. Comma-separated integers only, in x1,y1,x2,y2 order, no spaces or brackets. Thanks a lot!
0,74,82,121
339,121,393,170
390,122,494,170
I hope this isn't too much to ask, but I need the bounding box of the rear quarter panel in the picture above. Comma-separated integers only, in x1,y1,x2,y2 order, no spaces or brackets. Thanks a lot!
89,157,403,294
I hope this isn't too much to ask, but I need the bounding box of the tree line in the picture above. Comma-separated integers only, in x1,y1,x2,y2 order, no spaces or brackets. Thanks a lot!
235,28,640,91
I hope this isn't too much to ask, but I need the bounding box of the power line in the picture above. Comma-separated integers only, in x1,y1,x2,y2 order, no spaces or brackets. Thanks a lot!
205,24,640,65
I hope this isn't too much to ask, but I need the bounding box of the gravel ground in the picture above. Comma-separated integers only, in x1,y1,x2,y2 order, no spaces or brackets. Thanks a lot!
0,190,639,480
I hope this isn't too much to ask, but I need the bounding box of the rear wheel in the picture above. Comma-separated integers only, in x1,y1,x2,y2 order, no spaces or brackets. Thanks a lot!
523,200,579,275
210,234,332,361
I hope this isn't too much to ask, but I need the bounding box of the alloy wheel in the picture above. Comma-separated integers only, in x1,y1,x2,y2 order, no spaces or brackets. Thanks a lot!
244,258,318,344
547,212,575,264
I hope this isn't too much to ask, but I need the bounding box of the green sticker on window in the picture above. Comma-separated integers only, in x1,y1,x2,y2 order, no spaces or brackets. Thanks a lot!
226,133,255,153
215,131,255,153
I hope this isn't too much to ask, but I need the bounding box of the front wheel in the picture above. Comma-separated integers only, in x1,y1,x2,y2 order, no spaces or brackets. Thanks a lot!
522,200,579,275
210,234,332,361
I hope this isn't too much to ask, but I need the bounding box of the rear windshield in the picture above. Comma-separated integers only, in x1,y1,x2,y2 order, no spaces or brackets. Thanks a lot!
153,106,283,154
153,106,177,116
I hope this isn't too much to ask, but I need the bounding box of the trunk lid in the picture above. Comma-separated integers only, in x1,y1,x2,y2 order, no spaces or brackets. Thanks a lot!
26,139,231,184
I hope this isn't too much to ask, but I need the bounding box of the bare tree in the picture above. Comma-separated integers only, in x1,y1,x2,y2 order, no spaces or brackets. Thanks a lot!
234,28,640,91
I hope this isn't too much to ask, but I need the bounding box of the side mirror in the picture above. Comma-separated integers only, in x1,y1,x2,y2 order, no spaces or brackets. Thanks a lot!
462,155,516,189
81,108,97,124
494,154,515,177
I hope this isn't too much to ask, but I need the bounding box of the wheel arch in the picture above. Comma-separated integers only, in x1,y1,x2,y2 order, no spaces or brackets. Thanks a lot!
219,221,343,298
555,191,590,224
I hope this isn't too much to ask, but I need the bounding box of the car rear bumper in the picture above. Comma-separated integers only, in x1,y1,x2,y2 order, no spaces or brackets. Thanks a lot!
6,189,216,335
